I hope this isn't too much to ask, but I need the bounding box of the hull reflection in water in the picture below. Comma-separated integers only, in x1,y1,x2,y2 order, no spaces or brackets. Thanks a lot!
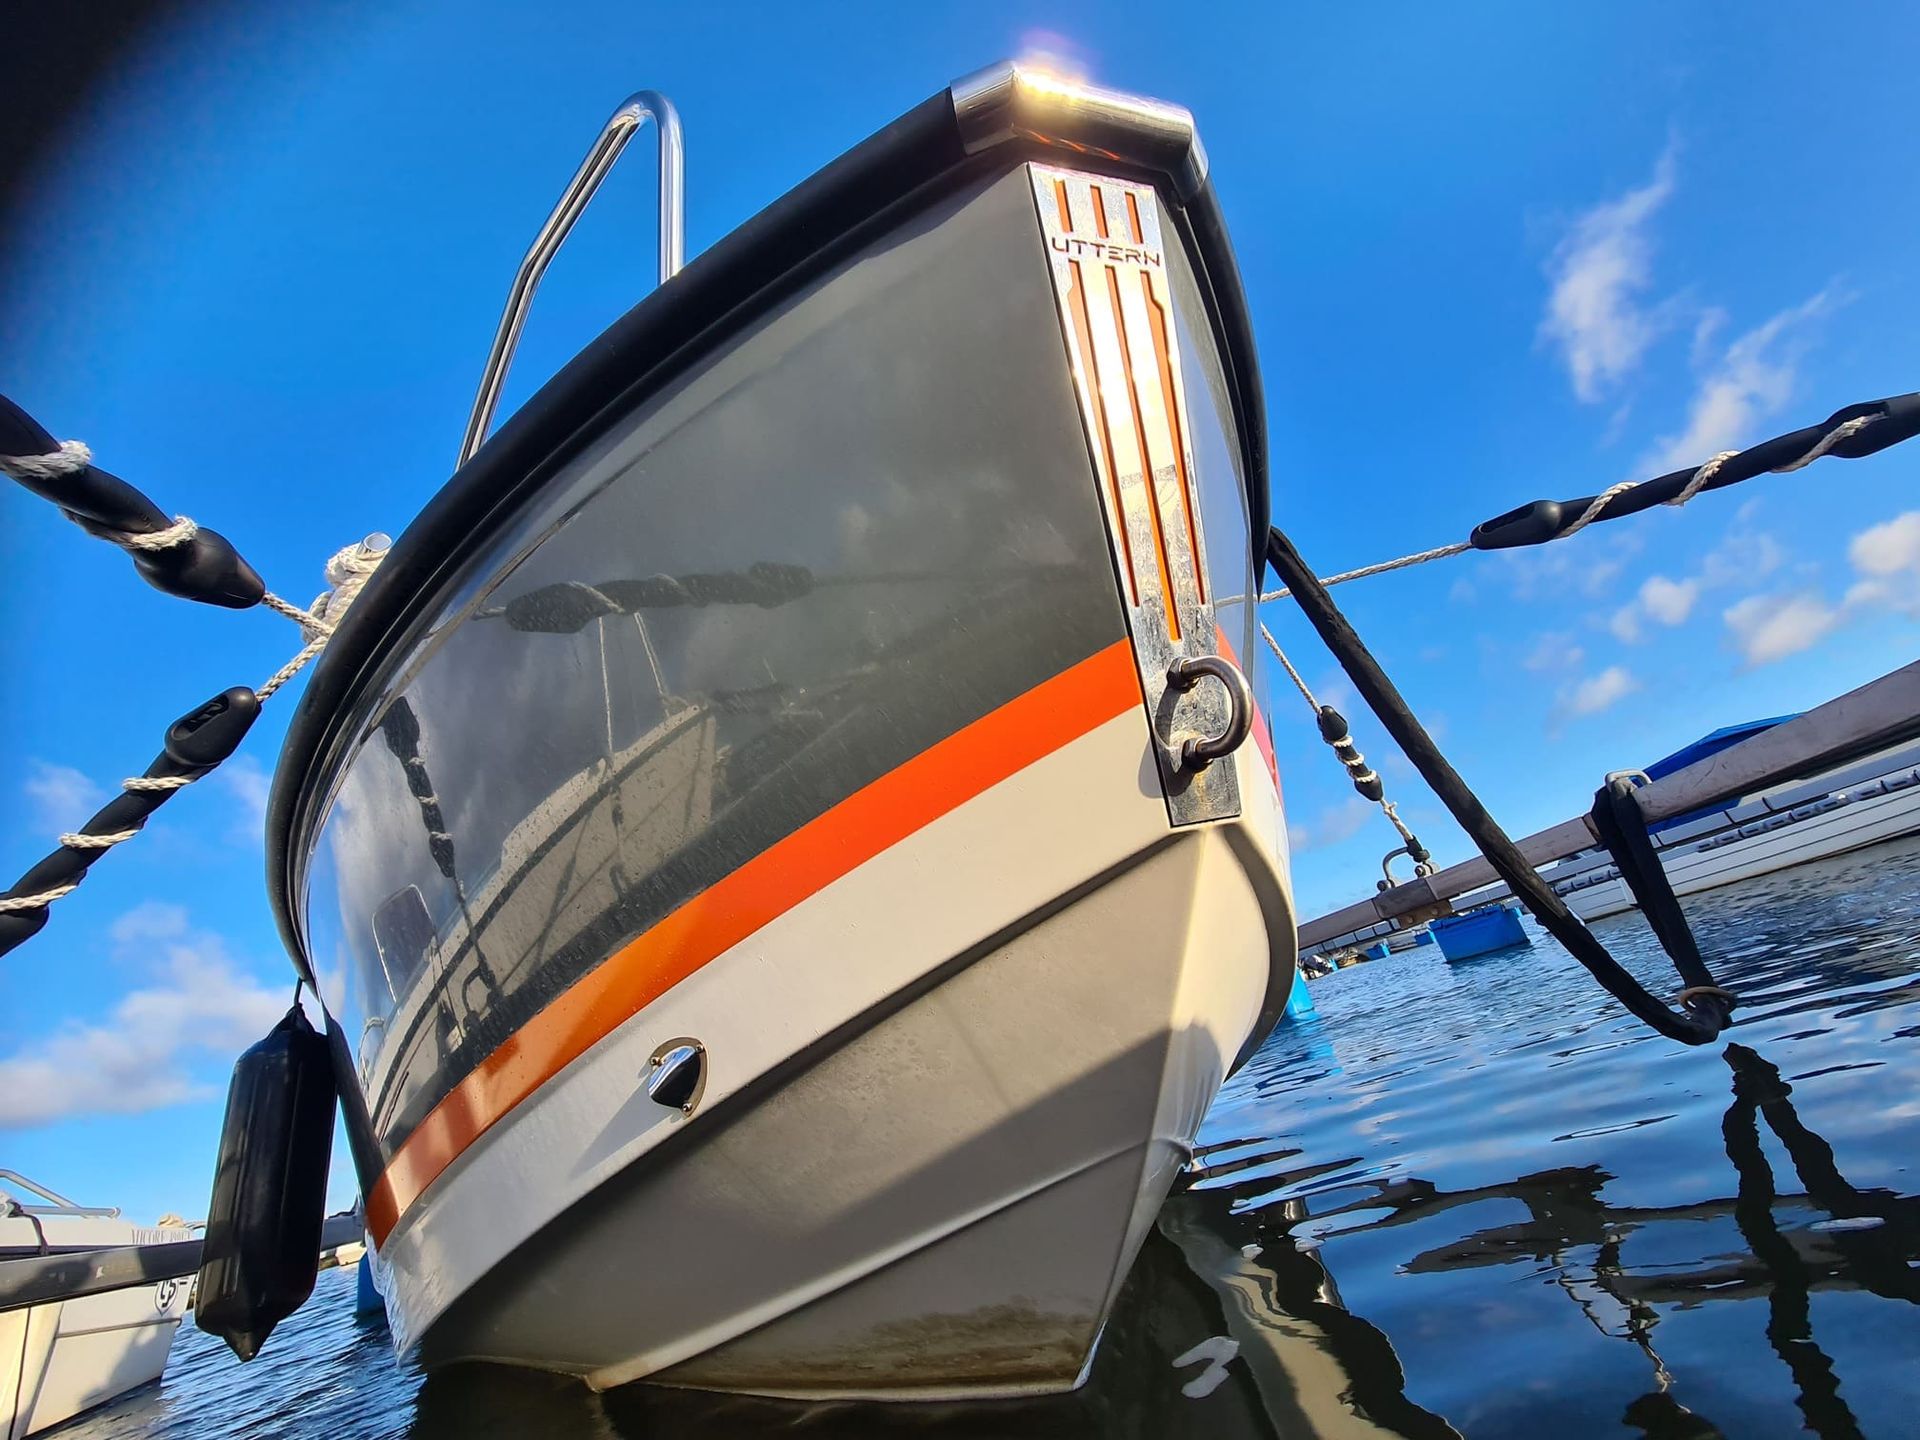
270,62,1292,1398
1182,835,1920,1439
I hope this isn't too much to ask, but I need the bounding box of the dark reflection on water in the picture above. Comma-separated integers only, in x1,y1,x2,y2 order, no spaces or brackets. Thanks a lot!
66,836,1920,1438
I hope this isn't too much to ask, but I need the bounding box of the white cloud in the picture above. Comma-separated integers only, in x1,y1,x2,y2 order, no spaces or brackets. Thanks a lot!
1701,528,1785,586
0,908,288,1129
1498,530,1642,602
1849,511,1920,576
1639,574,1700,626
1843,510,1920,617
218,755,272,844
1713,509,1920,665
1522,632,1585,671
1557,665,1640,720
1634,291,1834,477
23,762,104,833
1287,796,1375,854
1612,524,1784,644
1722,591,1842,666
1541,147,1678,402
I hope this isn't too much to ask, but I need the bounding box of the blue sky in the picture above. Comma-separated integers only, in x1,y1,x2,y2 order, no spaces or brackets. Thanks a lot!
3,2,1917,1222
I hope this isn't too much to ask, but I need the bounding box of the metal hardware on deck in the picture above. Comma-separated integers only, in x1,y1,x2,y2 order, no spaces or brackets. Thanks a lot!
646,1038,707,1115
1167,655,1252,770
951,61,1208,200
1380,845,1431,889
459,90,686,468
0,1171,115,1217
1030,163,1242,826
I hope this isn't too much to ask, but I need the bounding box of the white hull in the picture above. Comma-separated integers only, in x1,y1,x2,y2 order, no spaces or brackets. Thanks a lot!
376,717,1290,1397
1561,762,1920,922
0,1207,192,1440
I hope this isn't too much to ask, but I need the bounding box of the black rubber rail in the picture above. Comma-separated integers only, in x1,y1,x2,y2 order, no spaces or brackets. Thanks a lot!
1470,392,1920,550
0,393,264,607
1265,525,1732,1043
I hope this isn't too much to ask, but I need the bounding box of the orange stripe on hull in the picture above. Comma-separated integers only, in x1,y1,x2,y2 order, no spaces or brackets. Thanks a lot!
366,639,1144,1244
1141,271,1206,604
1218,628,1277,787
1103,265,1181,641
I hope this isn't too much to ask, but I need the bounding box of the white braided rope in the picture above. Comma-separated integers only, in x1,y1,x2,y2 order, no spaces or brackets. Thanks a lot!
119,775,191,794
113,515,199,552
1260,542,1469,604
1558,480,1639,540
0,439,91,481
0,438,204,553
254,538,385,698
1260,619,1319,711
1666,450,1737,509
1771,413,1874,473
58,829,138,850
261,591,333,637
1379,798,1421,851
0,883,77,914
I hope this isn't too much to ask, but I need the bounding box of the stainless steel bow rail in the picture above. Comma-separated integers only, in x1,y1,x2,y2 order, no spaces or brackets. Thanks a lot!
0,394,384,958
1261,390,1920,1044
457,90,685,468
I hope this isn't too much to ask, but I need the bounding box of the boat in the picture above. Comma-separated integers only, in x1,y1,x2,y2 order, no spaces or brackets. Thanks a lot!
1429,903,1529,962
1538,730,1920,922
266,62,1293,1398
0,1173,194,1439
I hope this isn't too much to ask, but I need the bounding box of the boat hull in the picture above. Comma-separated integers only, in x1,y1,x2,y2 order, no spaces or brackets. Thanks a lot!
412,785,1279,1395
364,704,1289,1395
280,76,1289,1401
0,1280,189,1439
1564,774,1920,921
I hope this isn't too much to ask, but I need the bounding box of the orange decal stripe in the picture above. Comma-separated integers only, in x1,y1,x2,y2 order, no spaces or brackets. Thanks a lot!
1104,264,1181,641
1218,628,1277,786
1067,259,1138,604
366,639,1144,1244
1142,271,1206,604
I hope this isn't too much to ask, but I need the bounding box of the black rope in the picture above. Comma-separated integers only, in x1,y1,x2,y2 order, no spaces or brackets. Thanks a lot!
1469,393,1920,550
1588,777,1730,1016
0,393,266,608
1265,525,1731,1044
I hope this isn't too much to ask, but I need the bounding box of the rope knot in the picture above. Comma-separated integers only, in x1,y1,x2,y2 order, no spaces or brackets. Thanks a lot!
255,533,390,698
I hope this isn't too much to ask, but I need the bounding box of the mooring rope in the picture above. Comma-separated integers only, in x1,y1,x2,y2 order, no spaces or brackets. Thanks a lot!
1259,620,1431,872
0,423,388,935
1259,405,1895,603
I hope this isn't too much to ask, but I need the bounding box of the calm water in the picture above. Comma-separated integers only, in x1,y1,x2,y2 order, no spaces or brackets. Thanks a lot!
63,835,1920,1438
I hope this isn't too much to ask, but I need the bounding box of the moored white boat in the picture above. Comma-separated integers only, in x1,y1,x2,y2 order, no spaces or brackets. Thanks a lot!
267,63,1294,1397
1539,733,1920,922
0,1174,193,1439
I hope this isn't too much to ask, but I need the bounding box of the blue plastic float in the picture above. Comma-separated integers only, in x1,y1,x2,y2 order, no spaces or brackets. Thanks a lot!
1430,904,1529,961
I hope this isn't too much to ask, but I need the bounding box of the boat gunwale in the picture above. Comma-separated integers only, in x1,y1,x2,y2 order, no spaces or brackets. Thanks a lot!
265,69,1271,978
